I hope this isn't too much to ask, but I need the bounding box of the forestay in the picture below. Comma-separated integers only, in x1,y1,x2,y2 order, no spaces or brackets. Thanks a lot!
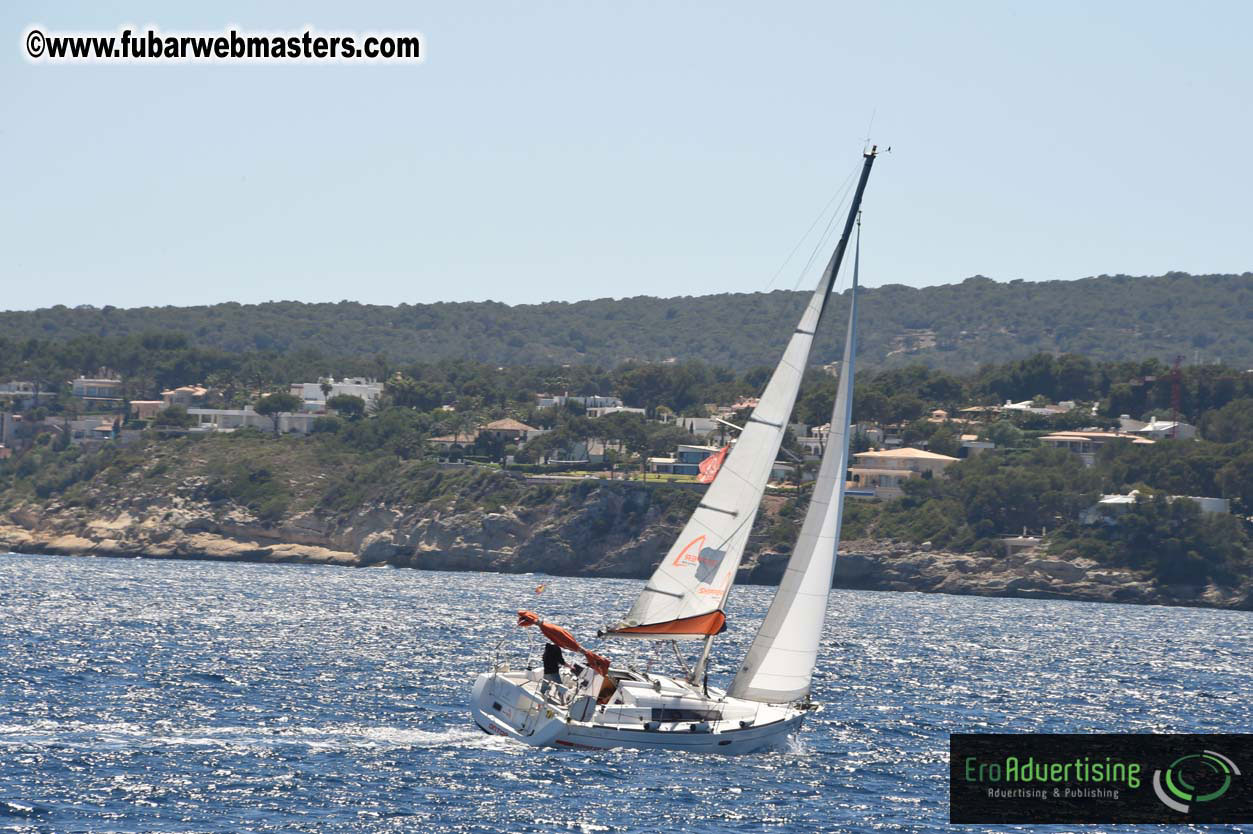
728,224,862,703
602,279,829,639
603,149,877,641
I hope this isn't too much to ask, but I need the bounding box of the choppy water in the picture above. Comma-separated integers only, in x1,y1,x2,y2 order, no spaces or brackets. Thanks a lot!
0,552,1249,833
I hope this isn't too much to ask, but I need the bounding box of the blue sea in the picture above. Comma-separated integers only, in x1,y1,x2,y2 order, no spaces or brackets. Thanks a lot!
1,552,1249,833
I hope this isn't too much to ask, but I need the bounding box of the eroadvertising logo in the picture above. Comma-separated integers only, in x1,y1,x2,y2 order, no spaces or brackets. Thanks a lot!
1152,749,1241,813
950,734,1252,823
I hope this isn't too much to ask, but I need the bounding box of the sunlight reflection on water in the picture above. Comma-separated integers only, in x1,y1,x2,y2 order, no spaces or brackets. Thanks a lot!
1,553,1249,833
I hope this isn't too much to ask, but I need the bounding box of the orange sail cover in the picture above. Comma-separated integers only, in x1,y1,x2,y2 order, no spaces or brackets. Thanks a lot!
517,610,610,675
607,610,727,639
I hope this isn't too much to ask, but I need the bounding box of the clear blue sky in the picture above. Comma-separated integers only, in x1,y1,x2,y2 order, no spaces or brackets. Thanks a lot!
2,1,1250,311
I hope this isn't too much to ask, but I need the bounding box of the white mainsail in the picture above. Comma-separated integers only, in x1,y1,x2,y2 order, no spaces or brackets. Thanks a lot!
728,227,862,703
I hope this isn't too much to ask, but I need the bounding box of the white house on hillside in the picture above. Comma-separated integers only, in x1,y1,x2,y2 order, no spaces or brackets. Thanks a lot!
1131,417,1197,441
648,444,721,476
536,394,622,410
291,378,384,411
1081,490,1229,524
587,405,646,419
71,376,124,406
188,407,316,435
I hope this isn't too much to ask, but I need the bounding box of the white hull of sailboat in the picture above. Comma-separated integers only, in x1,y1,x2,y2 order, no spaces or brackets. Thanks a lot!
468,149,878,755
471,671,806,754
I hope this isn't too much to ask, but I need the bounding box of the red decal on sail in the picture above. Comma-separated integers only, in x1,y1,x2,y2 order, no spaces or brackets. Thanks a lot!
672,535,706,569
697,445,730,484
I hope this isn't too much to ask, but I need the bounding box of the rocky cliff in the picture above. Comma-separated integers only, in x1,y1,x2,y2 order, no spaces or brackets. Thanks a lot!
2,469,1247,611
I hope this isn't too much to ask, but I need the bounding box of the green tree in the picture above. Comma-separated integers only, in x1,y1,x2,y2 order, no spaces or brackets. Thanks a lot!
153,405,195,428
982,420,1024,449
1202,398,1253,443
254,391,304,434
927,425,960,457
326,393,366,421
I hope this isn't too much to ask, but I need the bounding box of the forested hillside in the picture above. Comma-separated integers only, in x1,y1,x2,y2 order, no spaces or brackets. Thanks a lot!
2,272,1249,371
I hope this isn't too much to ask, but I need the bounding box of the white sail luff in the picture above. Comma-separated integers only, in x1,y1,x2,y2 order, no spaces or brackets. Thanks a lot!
606,148,877,639
728,230,861,703
606,275,832,635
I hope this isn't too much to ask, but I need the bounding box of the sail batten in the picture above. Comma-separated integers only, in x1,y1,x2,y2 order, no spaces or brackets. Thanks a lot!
728,203,867,703
601,289,828,638
604,149,877,641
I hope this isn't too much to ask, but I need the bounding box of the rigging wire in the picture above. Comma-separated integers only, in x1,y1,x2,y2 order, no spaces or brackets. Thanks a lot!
697,162,868,567
791,189,847,293
761,165,859,293
739,162,860,381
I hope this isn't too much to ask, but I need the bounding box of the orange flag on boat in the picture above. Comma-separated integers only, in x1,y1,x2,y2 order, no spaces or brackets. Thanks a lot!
697,445,730,484
516,610,611,676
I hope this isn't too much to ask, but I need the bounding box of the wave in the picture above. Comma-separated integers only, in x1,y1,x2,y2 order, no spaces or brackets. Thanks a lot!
0,720,513,753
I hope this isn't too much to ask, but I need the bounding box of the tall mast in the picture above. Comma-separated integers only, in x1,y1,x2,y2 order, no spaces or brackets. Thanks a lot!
687,146,878,686
818,146,877,317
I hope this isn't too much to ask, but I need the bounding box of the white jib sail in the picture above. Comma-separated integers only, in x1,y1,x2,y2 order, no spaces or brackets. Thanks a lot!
728,231,861,702
604,259,842,639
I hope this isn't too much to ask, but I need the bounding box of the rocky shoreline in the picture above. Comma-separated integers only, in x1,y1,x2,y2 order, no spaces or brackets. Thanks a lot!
3,486,1248,611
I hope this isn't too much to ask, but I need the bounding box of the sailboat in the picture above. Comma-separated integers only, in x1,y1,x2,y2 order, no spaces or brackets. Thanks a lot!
471,147,878,752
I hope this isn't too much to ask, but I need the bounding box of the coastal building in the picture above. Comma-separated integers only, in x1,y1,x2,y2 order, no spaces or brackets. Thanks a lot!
70,375,124,407
675,416,720,438
0,381,49,410
648,444,721,476
793,423,878,460
1081,490,1231,524
290,378,384,412
0,413,19,447
1000,534,1042,557
478,418,541,443
958,434,995,457
852,423,884,446
161,385,209,408
958,405,1001,420
1038,430,1154,466
847,447,960,500
536,394,622,410
428,432,475,454
587,405,647,419
130,400,165,421
542,438,611,466
769,460,814,484
47,416,121,446
1001,399,1077,417
186,407,315,435
797,429,826,460
1117,414,1148,432
1130,417,1197,441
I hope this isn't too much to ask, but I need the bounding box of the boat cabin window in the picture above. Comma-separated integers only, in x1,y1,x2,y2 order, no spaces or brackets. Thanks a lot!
651,708,722,723
607,668,643,683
